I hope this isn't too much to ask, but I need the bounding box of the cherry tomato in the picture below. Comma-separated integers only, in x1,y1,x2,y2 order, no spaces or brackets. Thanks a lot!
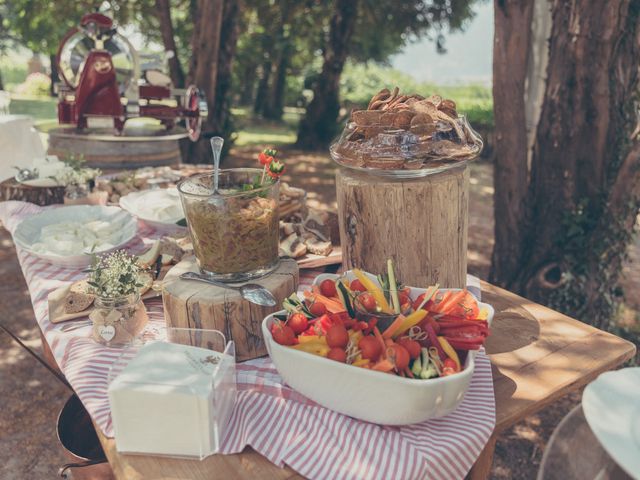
309,301,327,317
320,279,337,297
358,336,382,361
327,348,347,363
272,324,296,346
288,313,308,335
326,324,349,348
358,292,377,312
442,358,459,376
398,291,410,307
387,344,410,371
350,279,367,292
396,338,421,359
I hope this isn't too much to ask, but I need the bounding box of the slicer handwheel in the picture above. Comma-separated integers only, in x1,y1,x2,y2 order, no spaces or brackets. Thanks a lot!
185,85,206,142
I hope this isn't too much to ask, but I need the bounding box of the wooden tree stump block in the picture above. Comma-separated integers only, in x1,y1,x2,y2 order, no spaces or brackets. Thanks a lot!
162,257,299,361
336,165,469,288
0,177,65,206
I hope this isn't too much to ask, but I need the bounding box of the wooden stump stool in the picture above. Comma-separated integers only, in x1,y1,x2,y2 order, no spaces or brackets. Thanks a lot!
0,177,65,206
336,165,469,288
162,257,299,361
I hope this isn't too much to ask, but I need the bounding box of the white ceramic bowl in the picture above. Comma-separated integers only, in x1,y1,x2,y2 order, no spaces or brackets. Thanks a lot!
14,205,138,268
119,188,185,229
262,271,494,425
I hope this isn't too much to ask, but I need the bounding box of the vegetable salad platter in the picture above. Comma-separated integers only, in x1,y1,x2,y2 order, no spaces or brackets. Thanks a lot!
262,261,492,425
13,205,137,268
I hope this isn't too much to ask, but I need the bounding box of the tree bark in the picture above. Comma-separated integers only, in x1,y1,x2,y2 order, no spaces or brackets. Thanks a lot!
155,0,185,88
263,46,289,120
489,0,534,287
49,53,59,97
253,60,272,115
491,0,640,328
185,0,225,164
295,0,359,150
211,0,240,155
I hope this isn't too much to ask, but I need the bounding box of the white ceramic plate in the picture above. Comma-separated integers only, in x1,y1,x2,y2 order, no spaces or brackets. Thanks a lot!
262,271,493,425
583,368,640,479
119,188,185,228
14,205,138,268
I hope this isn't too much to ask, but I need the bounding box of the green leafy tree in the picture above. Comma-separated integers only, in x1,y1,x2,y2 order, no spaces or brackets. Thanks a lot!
0,1,144,94
296,0,481,149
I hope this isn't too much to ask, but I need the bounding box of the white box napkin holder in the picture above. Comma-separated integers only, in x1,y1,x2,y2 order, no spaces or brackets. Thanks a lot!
108,327,236,459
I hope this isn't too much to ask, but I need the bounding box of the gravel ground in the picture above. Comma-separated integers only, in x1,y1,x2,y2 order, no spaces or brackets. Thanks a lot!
1,148,635,479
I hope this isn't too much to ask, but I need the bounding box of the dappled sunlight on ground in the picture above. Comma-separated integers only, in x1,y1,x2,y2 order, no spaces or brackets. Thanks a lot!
0,228,68,478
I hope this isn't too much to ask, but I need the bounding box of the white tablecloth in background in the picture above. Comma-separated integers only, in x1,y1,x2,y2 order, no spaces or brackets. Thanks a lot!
0,114,46,181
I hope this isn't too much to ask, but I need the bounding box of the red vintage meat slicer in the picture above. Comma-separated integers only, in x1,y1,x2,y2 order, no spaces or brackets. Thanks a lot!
56,13,206,140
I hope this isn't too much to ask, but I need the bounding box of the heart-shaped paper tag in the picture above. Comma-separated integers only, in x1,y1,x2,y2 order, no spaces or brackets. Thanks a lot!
98,325,116,342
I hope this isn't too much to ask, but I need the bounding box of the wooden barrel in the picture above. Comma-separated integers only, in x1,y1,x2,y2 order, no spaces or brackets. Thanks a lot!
47,126,188,171
336,165,469,288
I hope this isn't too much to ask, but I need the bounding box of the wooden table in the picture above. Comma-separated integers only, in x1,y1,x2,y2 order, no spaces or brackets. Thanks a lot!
91,281,636,480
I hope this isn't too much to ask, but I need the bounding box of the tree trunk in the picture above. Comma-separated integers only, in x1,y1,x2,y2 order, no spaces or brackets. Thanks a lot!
262,47,288,120
239,64,255,106
490,0,534,288
491,0,640,329
155,0,185,88
253,60,272,115
0,69,4,91
295,0,359,150
211,0,240,156
184,0,225,164
49,53,59,97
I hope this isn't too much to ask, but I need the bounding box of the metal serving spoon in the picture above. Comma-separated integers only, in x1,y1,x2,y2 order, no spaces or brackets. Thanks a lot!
179,271,277,307
210,136,224,193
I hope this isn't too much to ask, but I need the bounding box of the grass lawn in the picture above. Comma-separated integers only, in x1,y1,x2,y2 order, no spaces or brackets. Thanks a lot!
8,96,57,123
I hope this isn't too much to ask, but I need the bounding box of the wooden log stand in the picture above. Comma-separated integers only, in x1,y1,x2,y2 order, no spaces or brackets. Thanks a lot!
162,257,299,362
336,165,469,288
0,177,65,206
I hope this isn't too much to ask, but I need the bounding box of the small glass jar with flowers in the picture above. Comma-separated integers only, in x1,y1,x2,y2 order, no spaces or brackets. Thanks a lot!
87,250,149,346
54,155,105,205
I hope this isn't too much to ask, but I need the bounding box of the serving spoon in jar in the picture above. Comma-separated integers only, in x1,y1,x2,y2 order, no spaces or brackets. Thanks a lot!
210,136,224,193
179,271,277,307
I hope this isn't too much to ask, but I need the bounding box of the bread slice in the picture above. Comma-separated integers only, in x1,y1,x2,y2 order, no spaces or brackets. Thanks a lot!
64,290,95,314
279,233,307,258
302,233,332,256
138,272,154,296
137,240,161,268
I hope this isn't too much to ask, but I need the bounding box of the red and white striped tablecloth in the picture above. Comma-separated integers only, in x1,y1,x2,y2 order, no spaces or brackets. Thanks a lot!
0,201,495,480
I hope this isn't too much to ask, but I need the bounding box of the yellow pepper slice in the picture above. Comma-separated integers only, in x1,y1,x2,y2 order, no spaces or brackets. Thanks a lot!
298,335,327,344
392,309,428,338
352,358,370,367
291,343,330,356
437,336,461,371
352,269,393,314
